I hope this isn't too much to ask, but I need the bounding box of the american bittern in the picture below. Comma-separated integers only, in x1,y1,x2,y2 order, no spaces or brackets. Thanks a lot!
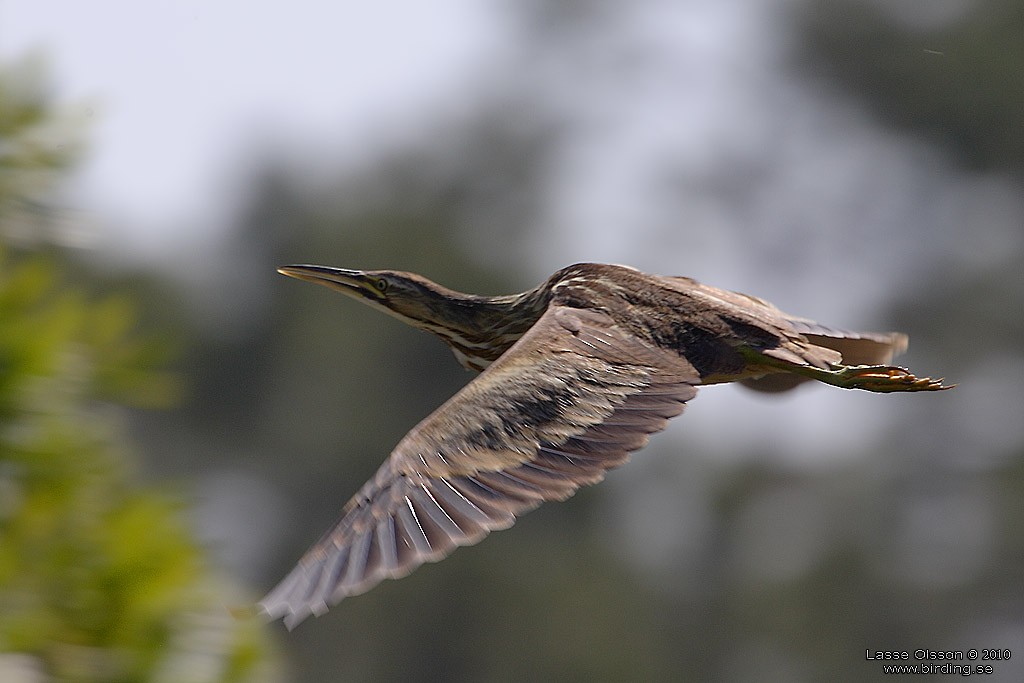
261,262,949,627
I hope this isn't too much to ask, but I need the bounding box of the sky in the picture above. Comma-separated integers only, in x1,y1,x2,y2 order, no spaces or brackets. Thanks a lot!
2,0,505,255
5,0,1017,291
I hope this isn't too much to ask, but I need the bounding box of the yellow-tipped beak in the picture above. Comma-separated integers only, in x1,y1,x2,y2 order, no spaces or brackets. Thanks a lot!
277,265,381,299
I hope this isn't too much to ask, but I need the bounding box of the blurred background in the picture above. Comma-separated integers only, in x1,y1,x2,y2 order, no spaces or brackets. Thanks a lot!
2,0,1022,681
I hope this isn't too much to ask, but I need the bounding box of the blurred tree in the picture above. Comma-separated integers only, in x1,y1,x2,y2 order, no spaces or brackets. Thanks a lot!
0,54,85,250
796,0,1024,172
0,55,278,682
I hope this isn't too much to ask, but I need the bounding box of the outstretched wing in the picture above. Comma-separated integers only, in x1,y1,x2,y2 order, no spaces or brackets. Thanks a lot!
260,304,699,628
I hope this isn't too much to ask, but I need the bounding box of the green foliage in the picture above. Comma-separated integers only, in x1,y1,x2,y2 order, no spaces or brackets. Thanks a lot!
0,248,276,682
0,53,278,683
0,53,87,247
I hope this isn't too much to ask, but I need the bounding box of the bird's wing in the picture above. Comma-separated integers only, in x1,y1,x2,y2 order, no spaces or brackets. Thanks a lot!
260,304,699,628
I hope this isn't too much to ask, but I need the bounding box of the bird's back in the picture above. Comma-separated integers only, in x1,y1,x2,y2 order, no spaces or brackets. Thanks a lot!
548,265,906,390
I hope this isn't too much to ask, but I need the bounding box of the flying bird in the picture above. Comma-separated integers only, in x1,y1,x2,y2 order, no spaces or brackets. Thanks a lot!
261,262,949,628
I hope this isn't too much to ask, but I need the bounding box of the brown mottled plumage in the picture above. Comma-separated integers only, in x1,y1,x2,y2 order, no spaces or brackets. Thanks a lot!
261,263,949,628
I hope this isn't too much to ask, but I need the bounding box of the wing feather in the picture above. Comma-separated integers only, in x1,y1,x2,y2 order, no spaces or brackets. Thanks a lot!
260,305,698,628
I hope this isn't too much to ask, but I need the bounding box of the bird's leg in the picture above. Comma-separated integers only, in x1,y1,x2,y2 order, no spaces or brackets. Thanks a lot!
800,364,952,392
740,348,952,392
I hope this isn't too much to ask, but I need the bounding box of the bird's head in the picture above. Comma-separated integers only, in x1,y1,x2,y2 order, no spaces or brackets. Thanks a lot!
277,265,461,327
277,265,544,370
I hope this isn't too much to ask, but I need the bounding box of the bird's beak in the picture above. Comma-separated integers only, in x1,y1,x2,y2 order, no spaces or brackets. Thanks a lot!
277,265,378,299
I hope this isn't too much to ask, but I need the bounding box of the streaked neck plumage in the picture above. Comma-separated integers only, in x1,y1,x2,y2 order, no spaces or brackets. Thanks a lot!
407,281,553,371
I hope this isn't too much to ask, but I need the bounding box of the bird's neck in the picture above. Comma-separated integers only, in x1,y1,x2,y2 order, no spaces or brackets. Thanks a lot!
431,284,553,372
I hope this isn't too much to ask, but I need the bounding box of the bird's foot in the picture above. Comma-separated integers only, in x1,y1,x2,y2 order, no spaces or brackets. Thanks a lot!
823,364,953,393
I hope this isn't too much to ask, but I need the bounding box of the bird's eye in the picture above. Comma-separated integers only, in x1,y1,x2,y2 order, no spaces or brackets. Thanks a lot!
373,278,388,293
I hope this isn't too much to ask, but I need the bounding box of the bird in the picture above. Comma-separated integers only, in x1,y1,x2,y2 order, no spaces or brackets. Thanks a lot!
260,262,949,628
